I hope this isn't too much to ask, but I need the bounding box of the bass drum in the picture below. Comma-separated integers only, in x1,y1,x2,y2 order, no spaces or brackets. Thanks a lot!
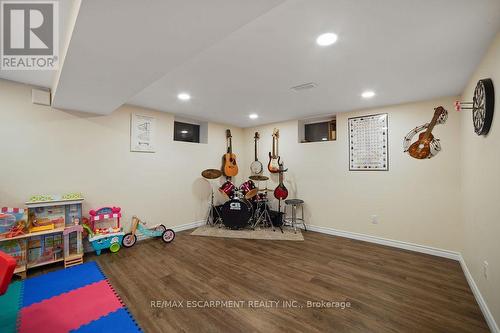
221,198,253,230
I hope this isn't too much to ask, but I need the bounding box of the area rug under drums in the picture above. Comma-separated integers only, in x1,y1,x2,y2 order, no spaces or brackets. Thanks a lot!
191,225,304,241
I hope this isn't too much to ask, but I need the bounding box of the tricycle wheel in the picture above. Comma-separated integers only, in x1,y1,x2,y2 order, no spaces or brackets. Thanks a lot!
122,233,137,248
162,229,175,243
110,242,121,253
156,224,167,233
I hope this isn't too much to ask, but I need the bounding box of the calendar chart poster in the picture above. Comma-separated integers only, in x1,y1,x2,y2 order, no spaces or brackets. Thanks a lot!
348,113,389,171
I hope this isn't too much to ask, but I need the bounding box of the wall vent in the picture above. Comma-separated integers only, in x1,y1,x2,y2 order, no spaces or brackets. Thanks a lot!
32,88,51,106
291,82,317,91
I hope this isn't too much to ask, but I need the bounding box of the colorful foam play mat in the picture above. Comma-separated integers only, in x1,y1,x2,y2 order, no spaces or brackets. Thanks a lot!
0,262,142,333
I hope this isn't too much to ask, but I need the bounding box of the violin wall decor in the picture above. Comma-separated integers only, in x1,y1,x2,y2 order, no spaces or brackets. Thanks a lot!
403,106,448,159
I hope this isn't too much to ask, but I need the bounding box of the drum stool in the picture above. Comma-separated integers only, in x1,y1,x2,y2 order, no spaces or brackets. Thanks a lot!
284,199,306,233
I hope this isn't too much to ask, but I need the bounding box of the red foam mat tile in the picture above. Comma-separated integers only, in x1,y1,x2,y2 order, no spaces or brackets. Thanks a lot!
19,280,123,333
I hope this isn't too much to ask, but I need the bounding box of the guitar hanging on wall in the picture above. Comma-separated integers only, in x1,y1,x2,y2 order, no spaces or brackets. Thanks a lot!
403,106,448,159
455,78,495,136
273,162,288,200
222,129,238,177
250,132,263,175
268,129,280,173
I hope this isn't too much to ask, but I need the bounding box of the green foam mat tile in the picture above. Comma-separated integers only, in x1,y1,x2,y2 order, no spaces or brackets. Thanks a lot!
0,281,23,333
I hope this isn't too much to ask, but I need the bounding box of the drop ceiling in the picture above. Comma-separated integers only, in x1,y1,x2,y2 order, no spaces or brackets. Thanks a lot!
1,0,500,127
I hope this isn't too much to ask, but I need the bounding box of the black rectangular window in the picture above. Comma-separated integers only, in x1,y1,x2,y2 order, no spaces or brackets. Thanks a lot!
304,120,336,142
174,121,200,143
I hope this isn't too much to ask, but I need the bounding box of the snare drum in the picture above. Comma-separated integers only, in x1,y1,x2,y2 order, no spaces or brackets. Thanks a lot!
219,181,236,200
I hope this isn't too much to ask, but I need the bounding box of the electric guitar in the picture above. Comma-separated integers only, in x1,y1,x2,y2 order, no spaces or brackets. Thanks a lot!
273,162,288,200
223,129,238,177
250,132,263,175
407,106,447,159
268,129,280,173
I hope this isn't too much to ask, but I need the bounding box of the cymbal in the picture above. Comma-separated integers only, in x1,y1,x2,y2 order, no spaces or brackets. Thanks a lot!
249,175,269,181
257,188,273,192
202,169,222,179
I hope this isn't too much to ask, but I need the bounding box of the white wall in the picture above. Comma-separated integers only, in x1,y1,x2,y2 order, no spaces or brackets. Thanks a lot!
243,96,462,251
460,31,500,326
0,79,247,230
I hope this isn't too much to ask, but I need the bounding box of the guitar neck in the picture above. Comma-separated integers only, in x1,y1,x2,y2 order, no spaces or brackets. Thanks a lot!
227,137,232,154
254,139,257,161
422,114,440,140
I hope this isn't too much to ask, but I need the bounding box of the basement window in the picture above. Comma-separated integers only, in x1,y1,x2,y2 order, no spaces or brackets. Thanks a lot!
174,121,200,143
173,117,208,144
299,117,336,143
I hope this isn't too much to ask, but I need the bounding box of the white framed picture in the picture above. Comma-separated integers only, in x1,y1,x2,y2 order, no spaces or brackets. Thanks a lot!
348,113,388,171
130,113,156,153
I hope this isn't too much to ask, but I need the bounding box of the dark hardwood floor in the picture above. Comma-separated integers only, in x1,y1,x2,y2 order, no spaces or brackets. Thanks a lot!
32,230,488,333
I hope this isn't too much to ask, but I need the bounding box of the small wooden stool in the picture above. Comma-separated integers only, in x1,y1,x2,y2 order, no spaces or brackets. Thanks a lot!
284,199,306,233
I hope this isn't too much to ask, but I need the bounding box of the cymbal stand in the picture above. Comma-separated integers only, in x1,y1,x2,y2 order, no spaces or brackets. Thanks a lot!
252,199,275,231
206,186,222,226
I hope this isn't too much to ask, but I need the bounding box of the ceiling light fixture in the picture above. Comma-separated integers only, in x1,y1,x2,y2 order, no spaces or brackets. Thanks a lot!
361,90,376,99
249,113,259,120
316,32,338,46
177,93,191,101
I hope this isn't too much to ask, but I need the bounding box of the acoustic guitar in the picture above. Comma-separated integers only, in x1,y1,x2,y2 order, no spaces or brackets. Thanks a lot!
268,129,280,173
407,106,447,159
273,162,288,200
223,129,238,177
250,132,263,175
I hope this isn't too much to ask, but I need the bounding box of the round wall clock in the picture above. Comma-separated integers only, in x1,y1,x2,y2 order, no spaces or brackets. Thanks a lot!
472,78,495,136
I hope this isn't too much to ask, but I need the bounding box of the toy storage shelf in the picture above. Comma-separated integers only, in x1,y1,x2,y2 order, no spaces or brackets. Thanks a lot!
27,258,64,269
1,227,65,241
0,198,84,278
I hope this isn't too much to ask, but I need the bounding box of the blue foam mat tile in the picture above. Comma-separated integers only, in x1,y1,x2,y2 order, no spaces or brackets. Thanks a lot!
70,308,142,333
22,261,105,307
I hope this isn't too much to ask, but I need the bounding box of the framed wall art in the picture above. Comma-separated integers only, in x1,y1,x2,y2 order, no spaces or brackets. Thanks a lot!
130,113,156,153
348,113,388,171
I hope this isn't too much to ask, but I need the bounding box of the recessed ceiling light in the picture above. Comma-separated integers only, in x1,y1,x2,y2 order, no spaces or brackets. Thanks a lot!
361,90,376,99
177,93,191,101
316,33,338,46
249,113,259,120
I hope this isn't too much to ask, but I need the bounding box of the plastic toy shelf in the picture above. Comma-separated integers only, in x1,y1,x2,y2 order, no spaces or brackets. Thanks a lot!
25,199,84,208
27,258,64,269
0,227,65,241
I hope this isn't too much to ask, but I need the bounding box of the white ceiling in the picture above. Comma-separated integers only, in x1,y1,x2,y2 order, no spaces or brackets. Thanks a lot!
2,0,500,127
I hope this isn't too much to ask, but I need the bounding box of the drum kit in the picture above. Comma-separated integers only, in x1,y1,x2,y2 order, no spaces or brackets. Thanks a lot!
201,169,277,231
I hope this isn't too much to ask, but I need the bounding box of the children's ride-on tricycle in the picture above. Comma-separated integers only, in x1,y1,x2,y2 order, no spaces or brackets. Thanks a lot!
122,216,175,248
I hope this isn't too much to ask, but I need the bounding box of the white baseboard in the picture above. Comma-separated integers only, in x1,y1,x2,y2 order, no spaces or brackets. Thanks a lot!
304,224,497,333
459,257,499,333
305,224,461,260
